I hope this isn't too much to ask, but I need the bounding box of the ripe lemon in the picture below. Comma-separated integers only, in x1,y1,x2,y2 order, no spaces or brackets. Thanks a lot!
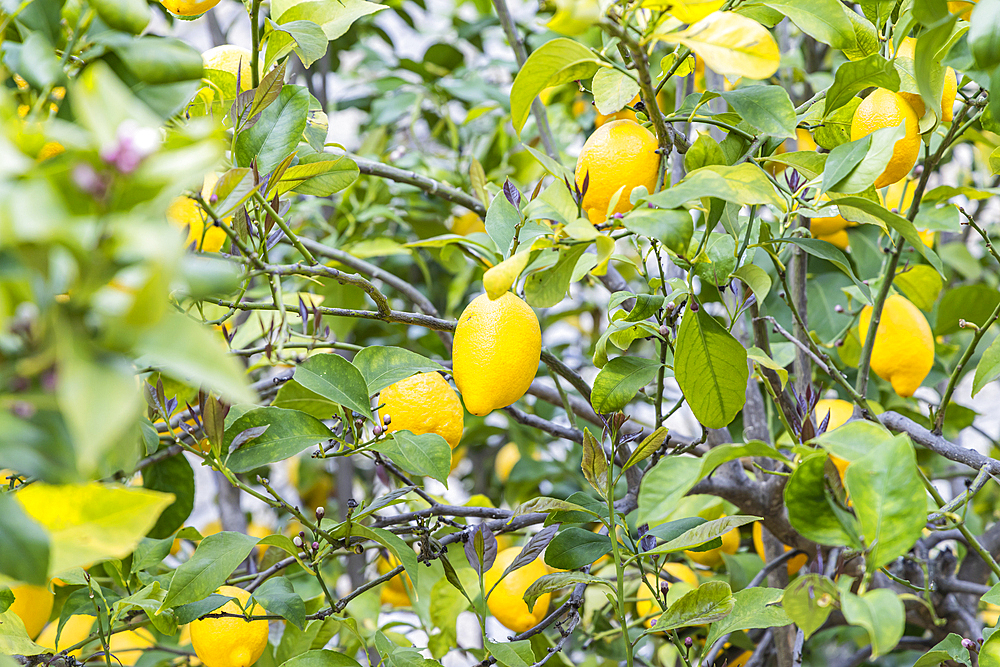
495,442,540,483
730,651,753,667
190,586,268,667
484,547,550,633
809,199,856,250
380,372,464,450
108,628,155,666
37,614,96,656
203,46,253,91
377,553,412,608
850,88,921,188
752,522,809,577
635,565,699,629
684,521,740,568
594,92,668,128
893,37,959,122
453,292,541,416
575,119,660,224
160,0,219,16
880,180,935,246
451,211,486,236
814,398,853,431
859,294,934,397
949,1,975,19
7,584,54,638
167,173,229,253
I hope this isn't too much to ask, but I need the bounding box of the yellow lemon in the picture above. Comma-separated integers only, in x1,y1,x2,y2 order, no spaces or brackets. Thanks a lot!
730,651,754,667
190,587,268,667
453,292,541,416
575,119,660,224
983,602,999,626
160,0,219,16
859,294,934,397
594,92,668,128
814,398,854,431
167,173,229,253
380,372,464,450
495,442,539,483
203,46,253,91
752,522,809,577
484,547,550,633
893,37,959,122
107,628,155,666
377,553,412,608
37,614,96,656
850,88,921,188
818,229,850,249
451,211,486,235
949,1,975,19
8,584,54,639
684,522,740,568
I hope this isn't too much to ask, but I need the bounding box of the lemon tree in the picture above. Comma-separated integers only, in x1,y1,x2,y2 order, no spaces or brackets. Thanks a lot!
5,0,1000,666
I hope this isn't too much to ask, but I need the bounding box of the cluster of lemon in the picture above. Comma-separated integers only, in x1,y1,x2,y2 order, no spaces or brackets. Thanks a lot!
7,583,265,667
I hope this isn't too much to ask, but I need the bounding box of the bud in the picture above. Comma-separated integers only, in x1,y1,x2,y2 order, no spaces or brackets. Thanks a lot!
834,305,844,313
962,638,977,651
664,302,674,312
684,637,693,648
292,536,303,548
612,212,624,220
835,339,844,347
383,414,392,425
778,291,786,299
690,301,699,312
659,324,669,336
312,542,320,551
316,506,325,519
347,498,358,509
373,424,383,436
661,581,670,597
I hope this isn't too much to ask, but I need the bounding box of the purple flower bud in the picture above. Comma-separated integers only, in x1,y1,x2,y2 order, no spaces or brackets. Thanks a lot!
834,305,844,313
292,536,303,548
311,542,320,551
962,638,976,650
684,637,693,648
613,212,624,220
383,414,391,425
315,506,325,519
647,203,655,209
659,324,669,336
690,302,699,312
373,424,383,436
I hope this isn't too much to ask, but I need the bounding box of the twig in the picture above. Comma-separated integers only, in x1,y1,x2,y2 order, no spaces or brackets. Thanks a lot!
346,153,486,216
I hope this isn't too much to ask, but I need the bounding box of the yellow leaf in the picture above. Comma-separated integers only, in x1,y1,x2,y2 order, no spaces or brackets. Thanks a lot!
483,251,533,299
16,483,174,578
652,11,780,81
593,234,616,276
644,0,725,23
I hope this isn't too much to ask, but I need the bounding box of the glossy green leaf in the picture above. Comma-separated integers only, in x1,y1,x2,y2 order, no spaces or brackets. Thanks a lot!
509,38,603,133
785,453,862,547
293,353,372,418
159,531,259,611
782,575,839,639
644,163,783,210
543,528,612,570
762,0,855,49
936,284,1000,335
841,588,905,658
703,587,791,649
832,196,945,275
774,237,870,302
912,634,973,667
637,455,704,524
524,244,588,308
622,207,694,255
674,306,748,429
646,515,759,555
592,67,640,115
824,53,899,115
225,407,335,472
591,356,662,413
370,431,452,485
143,453,195,539
721,86,796,138
648,581,735,632
353,346,444,395
894,264,943,311
273,0,386,40
274,153,359,197
235,85,310,175
581,428,609,496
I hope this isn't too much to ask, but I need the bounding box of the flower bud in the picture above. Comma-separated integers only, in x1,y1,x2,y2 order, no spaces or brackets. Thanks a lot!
659,324,669,336
311,542,320,551
684,637,693,648
373,424,383,436
316,506,325,519
292,536,303,548
834,305,844,313
383,414,392,425
690,301,699,312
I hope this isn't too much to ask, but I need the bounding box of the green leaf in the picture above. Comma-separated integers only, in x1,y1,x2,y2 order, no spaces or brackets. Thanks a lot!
18,33,63,89
894,264,943,312
782,575,839,640
762,0,856,49
273,0,386,40
732,264,772,303
485,191,521,256
674,306,748,429
253,577,306,630
622,208,694,255
974,333,1000,397
265,19,328,68
983,628,1000,667
785,453,862,547
684,133,726,173
832,196,945,275
825,123,905,194
622,427,669,471
174,594,232,624
649,581,735,632
90,0,150,33
113,37,202,84
644,163,783,210
15,483,173,579
143,453,195,539
235,85,310,176
0,494,50,586
590,356,662,413
280,649,363,667
293,353,373,418
773,237,870,302
581,428,609,496
699,441,788,477
0,611,44,655
353,346,444,395
271,380,338,419
524,245,588,308
274,153,359,197
824,53,899,116
703,587,791,649
645,516,759,556
158,531,259,611
225,407,335,473
522,572,612,613
591,67,640,115
912,634,973,667
131,537,174,574
844,434,926,569
543,528,612,570
369,431,452,486
936,284,1000,335
721,86,796,138
691,233,737,287
813,419,893,461
841,588,905,658
637,455,704,524
746,347,788,388
509,38,603,133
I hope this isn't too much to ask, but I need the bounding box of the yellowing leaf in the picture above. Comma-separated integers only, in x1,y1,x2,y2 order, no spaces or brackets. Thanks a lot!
483,251,533,299
652,11,780,80
547,0,603,35
644,0,725,23
594,234,615,276
16,483,174,577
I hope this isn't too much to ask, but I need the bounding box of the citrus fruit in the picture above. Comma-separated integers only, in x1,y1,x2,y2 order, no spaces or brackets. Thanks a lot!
893,37,959,122
684,521,740,568
575,119,660,224
850,88,921,188
814,398,853,431
190,586,268,667
380,372,464,450
451,210,486,235
859,294,934,397
203,46,253,91
160,0,219,16
635,565,699,629
37,614,96,656
108,628,155,666
495,442,539,483
730,651,753,667
378,553,412,608
808,198,857,250
167,173,229,253
452,292,541,416
594,92,668,128
752,522,809,577
949,1,975,19
484,546,550,633
7,584,53,639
